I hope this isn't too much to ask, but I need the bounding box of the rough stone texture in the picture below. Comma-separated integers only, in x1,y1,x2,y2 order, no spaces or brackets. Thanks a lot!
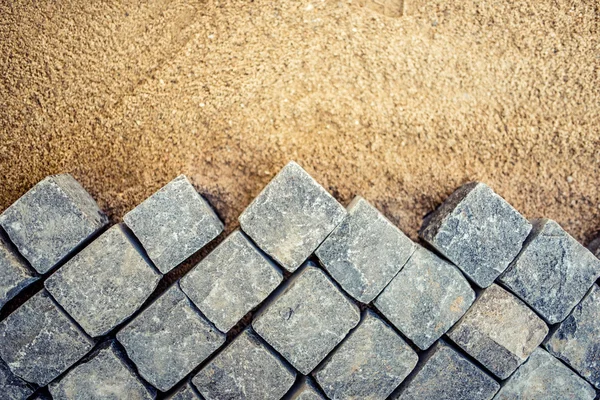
124,175,224,274
394,340,500,400
193,329,296,400
545,284,600,389
315,196,415,303
494,347,596,400
117,285,225,392
180,230,282,333
45,224,161,337
0,357,33,400
168,382,203,400
48,341,156,400
0,230,38,310
0,174,108,274
375,245,474,350
447,284,548,379
0,290,93,386
253,264,360,374
419,182,531,288
286,377,326,400
239,161,346,272
499,219,600,324
588,236,600,258
314,309,418,400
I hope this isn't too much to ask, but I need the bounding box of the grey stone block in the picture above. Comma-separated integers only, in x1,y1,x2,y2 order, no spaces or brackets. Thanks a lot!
375,245,475,350
253,264,360,374
193,329,296,400
286,377,326,400
0,357,33,400
0,290,93,386
180,230,282,333
0,174,107,274
239,161,346,272
314,309,418,400
45,224,161,337
124,175,223,274
419,182,531,288
168,382,203,400
395,340,499,400
0,230,38,310
499,219,600,324
315,196,415,303
447,284,548,379
117,285,225,392
494,347,595,400
545,284,600,389
48,341,156,400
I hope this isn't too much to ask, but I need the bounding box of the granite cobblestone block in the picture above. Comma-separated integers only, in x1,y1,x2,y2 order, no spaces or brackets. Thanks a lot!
314,309,418,400
0,290,93,386
315,196,415,303
48,341,155,400
0,174,108,274
545,284,600,389
192,329,296,400
375,245,474,350
253,263,360,374
0,357,33,400
180,230,282,333
0,230,38,310
447,284,548,379
117,285,225,392
239,161,346,272
286,377,326,400
395,340,500,400
499,219,600,324
168,382,203,400
124,175,224,274
45,224,161,337
419,182,531,288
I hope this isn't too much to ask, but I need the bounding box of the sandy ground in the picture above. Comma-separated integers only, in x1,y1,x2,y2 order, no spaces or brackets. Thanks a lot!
1,0,599,246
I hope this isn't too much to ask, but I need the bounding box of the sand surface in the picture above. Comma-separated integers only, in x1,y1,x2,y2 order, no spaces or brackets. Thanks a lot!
1,0,599,245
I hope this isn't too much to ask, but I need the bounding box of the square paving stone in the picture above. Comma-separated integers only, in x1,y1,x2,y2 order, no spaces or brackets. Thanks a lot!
0,230,38,310
499,219,600,324
180,230,283,333
314,309,418,400
447,284,548,379
494,347,596,400
192,329,296,400
239,161,346,272
375,245,475,350
315,196,415,303
45,224,162,337
419,182,531,288
286,377,326,400
168,382,203,400
48,341,156,400
0,290,94,386
394,339,499,400
252,263,360,374
0,357,33,400
545,284,600,389
124,175,224,274
0,174,108,274
117,285,225,392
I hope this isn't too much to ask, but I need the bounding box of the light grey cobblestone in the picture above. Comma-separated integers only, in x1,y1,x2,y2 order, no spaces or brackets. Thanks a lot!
124,175,223,274
0,174,108,274
315,196,415,303
419,182,531,288
239,161,346,272
375,245,474,350
0,230,38,310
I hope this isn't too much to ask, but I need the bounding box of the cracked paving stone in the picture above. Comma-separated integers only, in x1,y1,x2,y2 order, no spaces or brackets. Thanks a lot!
0,357,33,400
0,174,108,274
499,219,600,324
45,224,161,337
239,161,346,272
419,182,531,288
124,175,223,274
315,196,415,303
252,263,360,374
447,284,548,379
0,230,38,310
0,290,93,386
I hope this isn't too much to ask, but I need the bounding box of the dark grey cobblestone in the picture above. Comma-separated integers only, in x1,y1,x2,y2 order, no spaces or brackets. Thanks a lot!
0,230,37,310
0,357,33,400
167,382,203,400
285,377,326,400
